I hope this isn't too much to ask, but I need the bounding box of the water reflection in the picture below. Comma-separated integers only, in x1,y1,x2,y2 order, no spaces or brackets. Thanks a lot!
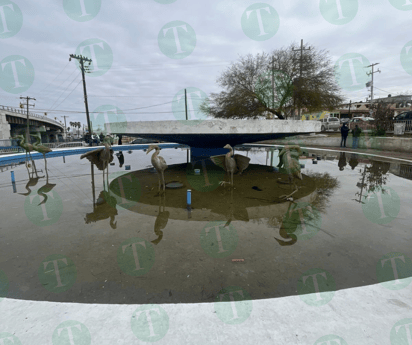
18,164,44,196
84,164,118,229
355,160,391,204
151,194,170,245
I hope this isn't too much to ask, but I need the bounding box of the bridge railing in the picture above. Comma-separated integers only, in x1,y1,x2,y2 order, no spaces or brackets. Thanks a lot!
0,105,63,127
42,142,87,149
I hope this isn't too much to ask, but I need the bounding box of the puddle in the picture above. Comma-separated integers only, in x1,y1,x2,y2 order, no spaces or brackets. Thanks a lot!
0,146,411,304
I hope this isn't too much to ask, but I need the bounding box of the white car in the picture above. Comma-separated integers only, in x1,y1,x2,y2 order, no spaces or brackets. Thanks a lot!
318,117,341,132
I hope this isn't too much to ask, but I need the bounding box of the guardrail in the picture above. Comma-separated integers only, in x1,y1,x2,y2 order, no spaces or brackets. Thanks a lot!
42,142,86,149
0,105,63,127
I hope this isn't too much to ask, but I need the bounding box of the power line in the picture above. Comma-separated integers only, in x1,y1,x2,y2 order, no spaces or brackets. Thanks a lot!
47,71,81,111
37,61,71,95
51,80,82,111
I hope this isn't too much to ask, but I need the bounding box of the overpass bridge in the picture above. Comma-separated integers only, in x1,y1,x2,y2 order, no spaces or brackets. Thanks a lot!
0,105,65,143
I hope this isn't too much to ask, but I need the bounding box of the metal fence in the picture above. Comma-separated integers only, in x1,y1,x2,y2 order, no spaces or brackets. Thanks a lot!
42,142,86,149
389,119,412,133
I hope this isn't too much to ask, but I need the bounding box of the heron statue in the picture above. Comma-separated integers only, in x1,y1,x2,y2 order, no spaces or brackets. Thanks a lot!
277,144,303,199
80,136,114,188
14,134,37,174
210,144,250,187
146,144,167,193
32,133,53,172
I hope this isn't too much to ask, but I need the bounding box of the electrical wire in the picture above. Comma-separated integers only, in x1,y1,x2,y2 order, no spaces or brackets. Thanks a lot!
36,61,71,95
47,71,81,111
51,80,82,111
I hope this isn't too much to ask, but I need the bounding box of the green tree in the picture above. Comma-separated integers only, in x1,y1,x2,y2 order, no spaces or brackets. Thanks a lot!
200,42,344,119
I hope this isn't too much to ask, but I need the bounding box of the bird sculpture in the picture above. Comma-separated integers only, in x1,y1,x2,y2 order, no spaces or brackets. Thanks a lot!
146,144,168,193
210,144,250,187
32,133,53,172
151,194,170,245
37,168,56,205
277,145,303,199
80,136,114,188
14,134,37,174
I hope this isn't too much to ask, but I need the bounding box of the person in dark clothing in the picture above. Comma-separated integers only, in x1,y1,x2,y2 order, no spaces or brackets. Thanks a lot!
118,135,123,145
340,123,349,147
352,125,362,149
349,154,359,170
338,152,347,171
116,151,124,168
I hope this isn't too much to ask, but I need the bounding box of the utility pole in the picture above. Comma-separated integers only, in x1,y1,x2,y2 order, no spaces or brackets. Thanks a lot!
20,96,36,143
185,89,188,120
292,39,311,120
348,100,352,118
271,56,274,110
69,54,93,134
61,115,69,141
366,63,381,117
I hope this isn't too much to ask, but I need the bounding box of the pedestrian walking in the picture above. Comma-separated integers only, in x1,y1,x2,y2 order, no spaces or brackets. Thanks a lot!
340,123,349,147
352,125,362,149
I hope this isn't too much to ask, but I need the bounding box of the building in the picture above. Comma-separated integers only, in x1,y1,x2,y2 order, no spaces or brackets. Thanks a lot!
338,94,412,118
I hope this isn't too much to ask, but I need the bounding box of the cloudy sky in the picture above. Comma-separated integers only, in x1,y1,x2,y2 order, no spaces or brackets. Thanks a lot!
1,0,411,132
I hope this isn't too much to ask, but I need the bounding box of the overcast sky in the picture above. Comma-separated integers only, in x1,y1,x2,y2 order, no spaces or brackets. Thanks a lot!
1,0,411,131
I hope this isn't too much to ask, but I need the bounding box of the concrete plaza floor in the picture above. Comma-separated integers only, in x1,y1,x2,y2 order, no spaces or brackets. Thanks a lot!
0,278,411,344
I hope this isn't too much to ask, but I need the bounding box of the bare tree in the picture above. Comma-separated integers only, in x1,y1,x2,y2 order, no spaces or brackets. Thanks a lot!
373,101,395,135
200,42,344,120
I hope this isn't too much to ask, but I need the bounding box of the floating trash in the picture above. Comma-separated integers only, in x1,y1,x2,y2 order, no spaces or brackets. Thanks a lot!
317,156,321,160
194,169,200,175
312,160,318,164
110,162,115,166
300,164,305,169
125,165,131,170
273,167,279,172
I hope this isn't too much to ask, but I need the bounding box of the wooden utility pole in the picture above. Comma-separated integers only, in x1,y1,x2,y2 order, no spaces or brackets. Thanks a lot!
69,54,93,134
61,115,69,140
366,63,381,117
271,56,274,110
185,88,188,120
292,39,311,119
20,96,36,143
348,100,352,118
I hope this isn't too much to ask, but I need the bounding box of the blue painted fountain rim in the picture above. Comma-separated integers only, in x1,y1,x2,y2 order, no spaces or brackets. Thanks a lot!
0,143,189,166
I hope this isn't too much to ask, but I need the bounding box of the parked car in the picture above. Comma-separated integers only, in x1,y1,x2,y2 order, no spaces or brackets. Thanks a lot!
340,118,350,124
347,117,375,131
393,111,412,132
130,137,156,144
318,117,341,132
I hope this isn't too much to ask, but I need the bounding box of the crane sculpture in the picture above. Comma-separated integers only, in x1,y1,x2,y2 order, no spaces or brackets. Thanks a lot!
277,144,303,199
80,136,114,188
146,144,168,194
14,134,37,174
32,133,53,172
210,144,250,187
37,168,56,205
